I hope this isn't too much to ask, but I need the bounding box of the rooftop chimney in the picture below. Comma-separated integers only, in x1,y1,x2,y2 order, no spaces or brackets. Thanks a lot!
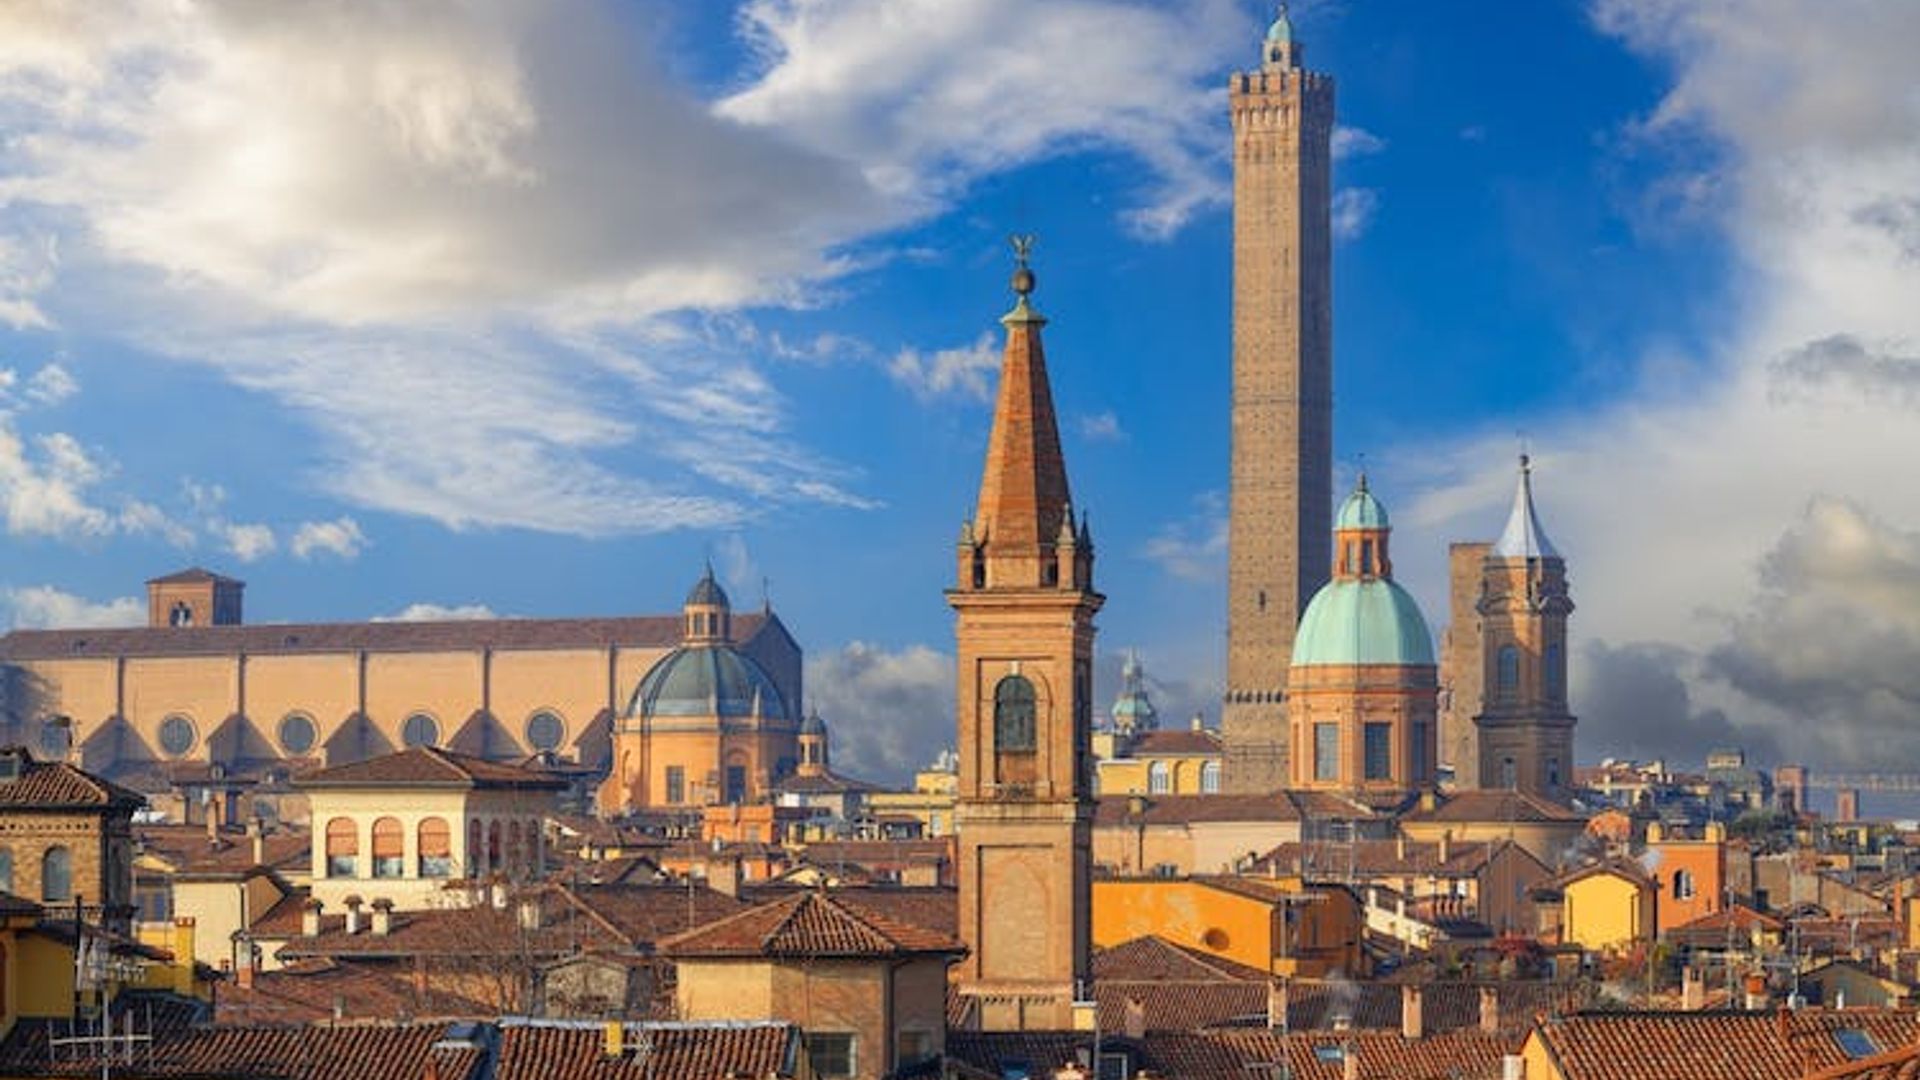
1402,983,1424,1040
708,855,742,899
1682,966,1706,1011
343,894,364,935
1479,986,1500,1034
603,1021,626,1059
302,898,323,938
1267,980,1290,1032
517,897,542,931
249,822,266,867
1503,1054,1526,1080
1342,1045,1359,1080
1124,998,1146,1040
1439,831,1453,864
370,897,394,936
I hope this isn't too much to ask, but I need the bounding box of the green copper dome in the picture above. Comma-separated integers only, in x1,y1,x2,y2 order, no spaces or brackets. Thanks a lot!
1336,479,1389,530
1291,579,1435,667
1266,7,1293,44
631,645,788,721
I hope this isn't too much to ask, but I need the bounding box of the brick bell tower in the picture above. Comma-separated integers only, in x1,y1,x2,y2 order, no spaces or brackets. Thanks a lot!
1222,5,1336,793
949,238,1101,1032
1474,456,1576,796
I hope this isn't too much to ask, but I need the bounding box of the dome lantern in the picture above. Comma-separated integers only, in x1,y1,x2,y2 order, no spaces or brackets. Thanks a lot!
683,563,732,644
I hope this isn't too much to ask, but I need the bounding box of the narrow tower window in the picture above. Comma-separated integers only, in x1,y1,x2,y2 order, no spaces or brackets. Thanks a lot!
993,675,1037,753
1496,645,1520,692
1313,723,1339,783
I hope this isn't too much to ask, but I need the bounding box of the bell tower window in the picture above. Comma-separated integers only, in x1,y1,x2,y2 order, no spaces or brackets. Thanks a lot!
993,675,1036,753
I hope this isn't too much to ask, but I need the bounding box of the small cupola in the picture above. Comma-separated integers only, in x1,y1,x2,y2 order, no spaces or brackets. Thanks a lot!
798,708,829,777
1333,473,1392,581
683,564,732,644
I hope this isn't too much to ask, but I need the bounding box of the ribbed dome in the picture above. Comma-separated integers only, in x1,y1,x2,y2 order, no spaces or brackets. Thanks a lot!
799,710,827,736
1291,579,1435,667
1336,481,1389,530
686,569,730,608
630,645,787,720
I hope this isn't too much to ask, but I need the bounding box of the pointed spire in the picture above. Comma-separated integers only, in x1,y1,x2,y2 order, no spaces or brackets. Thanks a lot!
1492,454,1561,560
973,235,1073,571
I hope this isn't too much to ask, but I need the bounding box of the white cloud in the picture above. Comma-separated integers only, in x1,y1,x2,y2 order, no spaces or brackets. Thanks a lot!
805,641,955,785
721,0,1255,237
0,424,112,539
1331,187,1379,241
888,332,1001,403
1377,0,1920,768
218,522,277,563
375,602,499,623
1331,125,1387,159
0,0,1272,537
23,362,76,406
1077,411,1125,442
289,516,367,560
3,585,143,629
1142,490,1228,583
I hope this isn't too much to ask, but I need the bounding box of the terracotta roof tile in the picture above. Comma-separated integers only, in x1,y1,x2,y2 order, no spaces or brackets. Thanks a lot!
1123,729,1223,756
0,612,766,661
945,1028,1510,1080
493,1019,799,1080
215,958,492,1025
741,884,958,938
1253,839,1511,878
1402,788,1586,824
295,746,570,790
0,749,145,809
1535,1008,1920,1079
138,825,309,877
659,889,965,959
0,1016,484,1080
1093,935,1270,983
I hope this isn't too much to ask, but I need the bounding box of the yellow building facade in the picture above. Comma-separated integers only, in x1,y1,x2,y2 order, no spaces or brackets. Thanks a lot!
1558,862,1657,952
1092,876,1361,978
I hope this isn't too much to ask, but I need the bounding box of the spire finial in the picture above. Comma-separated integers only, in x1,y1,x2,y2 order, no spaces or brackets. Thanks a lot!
1355,453,1369,493
1010,234,1037,298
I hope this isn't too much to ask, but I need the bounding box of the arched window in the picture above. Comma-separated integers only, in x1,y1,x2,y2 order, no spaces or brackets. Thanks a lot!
0,847,11,894
487,821,503,874
525,711,565,753
1497,646,1521,692
401,713,439,748
467,819,483,878
279,713,317,755
41,846,72,903
158,714,197,758
1200,761,1221,794
371,817,404,878
1501,757,1517,790
418,818,452,878
1545,643,1565,699
1673,868,1696,901
993,676,1036,753
325,818,358,878
1148,762,1171,794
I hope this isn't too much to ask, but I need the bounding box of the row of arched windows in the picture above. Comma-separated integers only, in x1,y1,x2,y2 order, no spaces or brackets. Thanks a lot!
0,845,72,903
323,816,538,881
1145,760,1222,794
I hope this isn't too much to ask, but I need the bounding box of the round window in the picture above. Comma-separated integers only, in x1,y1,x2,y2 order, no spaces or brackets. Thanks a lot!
279,713,317,755
401,713,439,748
157,715,197,757
525,711,565,752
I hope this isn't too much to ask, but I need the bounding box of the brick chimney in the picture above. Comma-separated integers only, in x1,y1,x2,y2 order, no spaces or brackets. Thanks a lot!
1402,983,1424,1040
302,898,323,937
1267,979,1290,1031
370,897,393,936
343,894,364,935
1479,986,1500,1034
1342,1044,1359,1080
708,855,742,899
1682,966,1706,1011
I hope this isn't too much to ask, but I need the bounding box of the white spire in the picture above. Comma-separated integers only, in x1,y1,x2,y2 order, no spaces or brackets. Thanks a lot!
1492,455,1560,560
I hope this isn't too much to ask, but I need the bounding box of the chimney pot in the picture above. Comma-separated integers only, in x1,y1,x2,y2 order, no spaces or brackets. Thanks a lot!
1402,983,1424,1040
343,894,364,935
370,897,394,936
1480,986,1500,1034
302,899,323,938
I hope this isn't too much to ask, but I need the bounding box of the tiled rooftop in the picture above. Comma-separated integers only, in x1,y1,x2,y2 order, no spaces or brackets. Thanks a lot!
0,749,145,809
658,889,965,959
1534,1008,1920,1079
492,1019,800,1080
294,746,572,790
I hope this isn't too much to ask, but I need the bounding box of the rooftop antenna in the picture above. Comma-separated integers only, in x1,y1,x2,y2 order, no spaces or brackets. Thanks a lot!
761,575,771,614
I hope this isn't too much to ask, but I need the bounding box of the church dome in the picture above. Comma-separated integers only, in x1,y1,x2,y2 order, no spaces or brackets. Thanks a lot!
685,567,730,608
1292,579,1435,667
1336,479,1389,530
630,644,788,721
799,709,827,736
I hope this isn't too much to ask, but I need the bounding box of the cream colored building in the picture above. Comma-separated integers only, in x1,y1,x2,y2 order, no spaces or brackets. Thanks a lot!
296,746,566,909
0,568,802,810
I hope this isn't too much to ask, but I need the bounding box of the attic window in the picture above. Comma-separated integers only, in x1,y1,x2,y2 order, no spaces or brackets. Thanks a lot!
1835,1029,1879,1060
1313,1046,1345,1063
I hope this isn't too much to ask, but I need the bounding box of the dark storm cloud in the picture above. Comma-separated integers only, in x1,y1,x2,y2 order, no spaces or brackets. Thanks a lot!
1577,639,1774,764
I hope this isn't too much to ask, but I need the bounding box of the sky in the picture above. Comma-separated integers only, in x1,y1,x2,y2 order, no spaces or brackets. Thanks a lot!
1,0,1917,786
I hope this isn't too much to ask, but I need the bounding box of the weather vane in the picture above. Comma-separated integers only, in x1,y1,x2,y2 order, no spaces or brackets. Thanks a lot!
1009,234,1037,297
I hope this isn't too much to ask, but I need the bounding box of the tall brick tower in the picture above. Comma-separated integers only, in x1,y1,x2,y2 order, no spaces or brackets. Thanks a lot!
1222,6,1336,793
949,240,1101,1031
1474,456,1576,795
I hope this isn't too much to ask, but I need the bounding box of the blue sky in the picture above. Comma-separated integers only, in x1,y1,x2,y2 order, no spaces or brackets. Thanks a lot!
2,0,1918,784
